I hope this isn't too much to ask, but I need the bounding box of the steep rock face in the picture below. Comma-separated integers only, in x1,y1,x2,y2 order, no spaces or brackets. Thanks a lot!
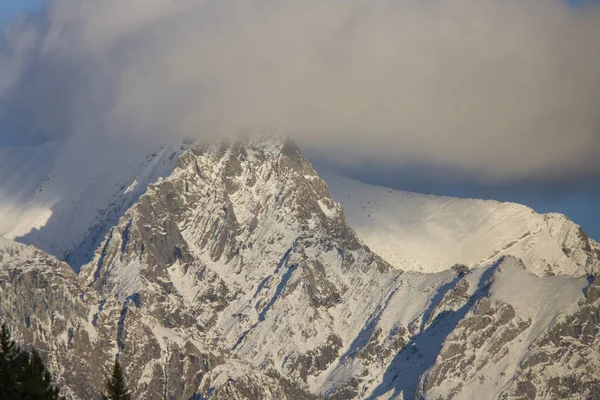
0,135,184,271
0,238,102,399
501,275,600,400
315,256,587,400
415,257,587,400
199,360,319,400
322,172,600,277
0,237,224,399
79,137,402,394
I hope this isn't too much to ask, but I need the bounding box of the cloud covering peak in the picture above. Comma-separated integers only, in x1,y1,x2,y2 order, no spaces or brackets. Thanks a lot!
1,0,599,181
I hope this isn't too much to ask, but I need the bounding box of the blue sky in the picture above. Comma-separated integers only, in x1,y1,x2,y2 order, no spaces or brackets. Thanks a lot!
0,0,42,22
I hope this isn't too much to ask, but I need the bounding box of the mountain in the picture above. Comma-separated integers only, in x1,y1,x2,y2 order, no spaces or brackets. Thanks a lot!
320,172,600,277
0,134,185,270
1,137,600,399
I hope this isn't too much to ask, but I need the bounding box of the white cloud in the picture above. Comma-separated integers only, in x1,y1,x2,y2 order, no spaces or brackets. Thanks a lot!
1,0,599,181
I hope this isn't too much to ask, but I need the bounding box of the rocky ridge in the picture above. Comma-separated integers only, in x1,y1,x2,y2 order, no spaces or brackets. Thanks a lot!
322,172,600,277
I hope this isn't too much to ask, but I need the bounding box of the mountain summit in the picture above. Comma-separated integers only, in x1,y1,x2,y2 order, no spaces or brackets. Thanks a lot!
322,172,599,277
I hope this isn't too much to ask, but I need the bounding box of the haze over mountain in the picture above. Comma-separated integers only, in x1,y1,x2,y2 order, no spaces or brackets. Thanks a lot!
2,0,599,238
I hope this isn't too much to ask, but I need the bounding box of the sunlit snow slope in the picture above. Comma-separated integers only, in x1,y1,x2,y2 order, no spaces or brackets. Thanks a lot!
0,135,184,269
321,172,599,276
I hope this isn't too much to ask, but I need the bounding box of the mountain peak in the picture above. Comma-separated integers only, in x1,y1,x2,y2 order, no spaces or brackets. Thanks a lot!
320,171,600,277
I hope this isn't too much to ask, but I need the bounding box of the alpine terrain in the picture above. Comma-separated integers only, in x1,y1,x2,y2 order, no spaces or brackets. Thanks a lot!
0,137,599,400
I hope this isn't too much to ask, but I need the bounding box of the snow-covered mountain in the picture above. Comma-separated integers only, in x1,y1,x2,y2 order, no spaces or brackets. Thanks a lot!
1,137,600,399
321,172,600,277
0,135,185,270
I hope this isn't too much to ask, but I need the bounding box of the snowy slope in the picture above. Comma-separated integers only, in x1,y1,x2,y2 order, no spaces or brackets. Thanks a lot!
321,172,600,276
0,135,184,269
418,257,587,400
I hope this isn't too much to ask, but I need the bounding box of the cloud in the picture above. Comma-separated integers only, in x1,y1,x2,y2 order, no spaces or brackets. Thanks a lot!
1,0,599,181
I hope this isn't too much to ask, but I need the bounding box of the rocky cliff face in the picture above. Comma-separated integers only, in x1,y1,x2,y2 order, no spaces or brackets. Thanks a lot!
1,138,600,400
0,238,99,399
500,275,600,400
78,137,401,395
414,258,588,400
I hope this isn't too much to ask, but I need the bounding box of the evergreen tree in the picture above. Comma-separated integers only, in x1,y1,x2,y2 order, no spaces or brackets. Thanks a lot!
0,323,18,357
0,323,19,399
0,323,64,400
103,359,131,400
22,349,63,399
